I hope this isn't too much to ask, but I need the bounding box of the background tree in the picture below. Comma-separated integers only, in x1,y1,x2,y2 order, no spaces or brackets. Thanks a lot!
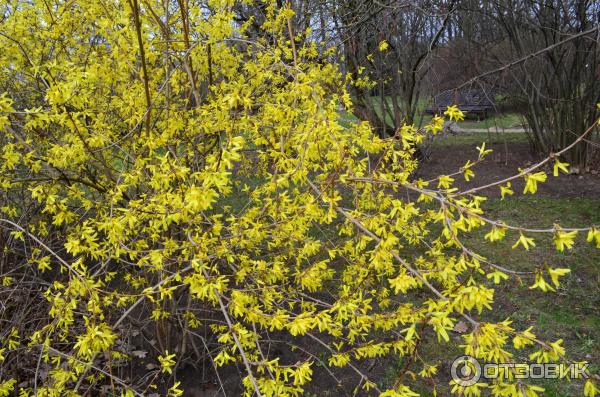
489,0,599,168
413,0,599,167
331,0,457,136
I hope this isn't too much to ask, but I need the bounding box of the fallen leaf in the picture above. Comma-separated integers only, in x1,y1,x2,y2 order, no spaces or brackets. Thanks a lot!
131,350,147,358
453,321,468,333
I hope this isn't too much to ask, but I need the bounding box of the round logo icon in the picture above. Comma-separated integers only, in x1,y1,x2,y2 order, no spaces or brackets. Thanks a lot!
451,355,481,386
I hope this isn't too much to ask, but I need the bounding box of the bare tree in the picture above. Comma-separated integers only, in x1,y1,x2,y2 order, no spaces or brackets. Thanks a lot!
331,0,456,136
437,0,599,167
492,0,599,168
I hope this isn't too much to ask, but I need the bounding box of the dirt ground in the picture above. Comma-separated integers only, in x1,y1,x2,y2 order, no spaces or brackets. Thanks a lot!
416,141,600,199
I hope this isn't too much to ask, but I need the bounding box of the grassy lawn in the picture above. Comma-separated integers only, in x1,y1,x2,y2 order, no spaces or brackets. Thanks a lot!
459,112,527,130
465,197,600,338
378,196,599,396
458,197,599,396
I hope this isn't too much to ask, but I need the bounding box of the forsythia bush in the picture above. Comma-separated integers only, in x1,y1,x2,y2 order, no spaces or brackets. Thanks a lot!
0,1,598,396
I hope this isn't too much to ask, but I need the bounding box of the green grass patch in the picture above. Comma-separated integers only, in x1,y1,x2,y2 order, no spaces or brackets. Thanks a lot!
337,108,359,128
464,197,599,396
408,196,599,396
458,112,526,130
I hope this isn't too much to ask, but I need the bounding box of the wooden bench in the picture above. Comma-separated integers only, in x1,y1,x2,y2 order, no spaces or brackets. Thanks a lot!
425,89,495,119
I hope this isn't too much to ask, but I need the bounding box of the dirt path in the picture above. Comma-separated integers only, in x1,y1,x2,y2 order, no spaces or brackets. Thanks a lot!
454,127,527,134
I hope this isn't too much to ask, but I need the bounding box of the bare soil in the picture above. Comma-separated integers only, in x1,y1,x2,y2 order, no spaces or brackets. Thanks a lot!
416,141,600,199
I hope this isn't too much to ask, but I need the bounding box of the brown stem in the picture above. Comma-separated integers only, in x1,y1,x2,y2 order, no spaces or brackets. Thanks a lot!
130,0,152,134
287,17,298,68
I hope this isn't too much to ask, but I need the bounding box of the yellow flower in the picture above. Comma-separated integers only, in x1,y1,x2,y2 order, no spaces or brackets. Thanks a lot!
512,233,535,250
500,182,514,199
487,270,509,284
485,225,506,242
553,229,577,252
437,175,454,189
462,160,475,181
553,159,569,176
168,381,184,397
523,171,547,194
587,227,600,247
548,267,570,287
444,105,465,121
477,142,493,158
585,379,598,397
529,272,553,292
425,115,444,134
158,351,177,374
